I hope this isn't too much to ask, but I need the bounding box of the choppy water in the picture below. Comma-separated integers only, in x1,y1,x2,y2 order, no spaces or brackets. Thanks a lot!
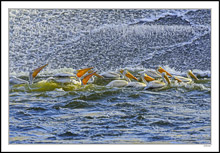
9,9,211,144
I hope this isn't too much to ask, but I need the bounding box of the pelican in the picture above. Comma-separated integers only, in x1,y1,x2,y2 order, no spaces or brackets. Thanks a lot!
138,71,156,82
81,71,98,85
156,67,173,77
45,72,76,84
171,70,199,83
139,69,162,79
123,71,146,88
46,67,94,85
138,67,172,80
87,70,104,84
100,71,121,79
143,72,171,90
9,63,48,85
106,69,138,87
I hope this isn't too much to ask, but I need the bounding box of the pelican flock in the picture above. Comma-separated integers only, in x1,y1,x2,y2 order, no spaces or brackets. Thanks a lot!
10,64,201,91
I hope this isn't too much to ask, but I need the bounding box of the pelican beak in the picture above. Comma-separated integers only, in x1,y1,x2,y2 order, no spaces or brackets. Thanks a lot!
188,70,199,81
157,67,172,77
76,67,94,78
144,74,155,82
164,73,171,84
88,70,104,78
119,70,124,75
82,72,96,85
174,76,182,83
125,71,138,81
32,63,48,79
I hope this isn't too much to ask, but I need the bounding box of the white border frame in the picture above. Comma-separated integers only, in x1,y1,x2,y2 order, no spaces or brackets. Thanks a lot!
2,1,219,152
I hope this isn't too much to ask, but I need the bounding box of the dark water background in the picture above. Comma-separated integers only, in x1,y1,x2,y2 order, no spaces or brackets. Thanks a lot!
9,9,211,144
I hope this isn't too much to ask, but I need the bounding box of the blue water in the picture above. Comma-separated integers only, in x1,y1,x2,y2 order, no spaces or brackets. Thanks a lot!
9,9,211,144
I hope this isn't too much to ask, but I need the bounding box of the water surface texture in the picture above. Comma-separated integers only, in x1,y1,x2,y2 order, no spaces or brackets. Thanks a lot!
9,9,211,144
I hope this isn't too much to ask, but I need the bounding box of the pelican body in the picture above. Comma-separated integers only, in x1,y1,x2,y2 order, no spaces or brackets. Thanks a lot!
10,63,48,85
142,72,171,90
106,70,138,88
142,69,162,78
100,71,121,79
47,67,94,85
172,70,199,83
46,73,76,84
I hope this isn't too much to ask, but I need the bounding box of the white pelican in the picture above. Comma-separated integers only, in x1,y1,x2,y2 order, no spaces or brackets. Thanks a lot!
46,67,94,85
46,73,76,84
156,67,173,77
138,67,173,80
81,71,98,85
106,69,138,87
143,72,171,90
46,67,93,85
100,71,121,79
87,70,104,84
10,63,48,85
123,71,146,88
139,69,162,78
138,71,156,82
171,70,199,83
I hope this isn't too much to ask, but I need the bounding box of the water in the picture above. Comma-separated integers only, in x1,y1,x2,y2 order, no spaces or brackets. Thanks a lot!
9,9,211,144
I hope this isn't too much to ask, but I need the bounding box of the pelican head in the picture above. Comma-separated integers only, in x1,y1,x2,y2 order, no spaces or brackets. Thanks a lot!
141,73,155,82
119,69,124,76
82,71,97,85
187,70,199,81
29,63,48,84
121,69,138,81
157,67,172,77
76,67,94,78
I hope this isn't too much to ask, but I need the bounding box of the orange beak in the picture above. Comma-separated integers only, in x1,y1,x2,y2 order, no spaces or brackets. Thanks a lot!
119,70,124,75
144,74,155,82
164,73,171,85
174,76,182,83
32,63,48,79
157,67,172,77
82,72,96,85
76,67,93,78
188,71,199,81
125,71,138,81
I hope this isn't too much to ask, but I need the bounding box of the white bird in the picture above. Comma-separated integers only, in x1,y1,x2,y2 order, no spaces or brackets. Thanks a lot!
46,73,76,84
143,72,171,90
139,69,162,79
10,63,48,85
123,71,146,88
100,71,121,79
106,69,138,87
138,67,173,80
81,71,99,85
46,67,94,86
171,70,199,83
86,70,104,84
156,67,173,77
